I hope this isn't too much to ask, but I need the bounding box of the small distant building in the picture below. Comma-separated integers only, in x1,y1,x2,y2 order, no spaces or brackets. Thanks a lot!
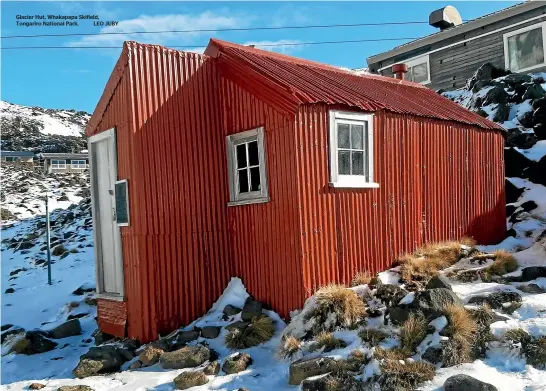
40,153,89,173
1,150,35,163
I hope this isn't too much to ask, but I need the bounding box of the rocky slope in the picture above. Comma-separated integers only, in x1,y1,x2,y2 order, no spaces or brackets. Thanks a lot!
0,100,90,153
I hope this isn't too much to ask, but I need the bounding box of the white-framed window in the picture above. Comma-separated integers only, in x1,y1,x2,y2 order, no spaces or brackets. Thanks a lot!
51,159,66,169
71,159,87,169
504,21,546,73
226,127,269,206
404,55,431,84
329,111,378,189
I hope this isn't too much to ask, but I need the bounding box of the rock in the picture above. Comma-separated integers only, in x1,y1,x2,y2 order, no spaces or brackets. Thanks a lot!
535,123,546,140
520,266,546,282
16,241,34,250
72,284,96,295
520,200,538,212
426,275,452,290
289,356,338,385
173,371,208,390
518,284,546,294
467,63,504,90
28,383,46,390
1,326,24,343
506,180,525,204
9,268,27,276
468,291,522,309
73,345,130,378
492,103,509,122
422,346,443,364
203,360,220,375
13,331,58,355
57,386,94,391
222,352,252,374
160,345,210,369
444,374,498,391
171,330,200,346
225,321,250,332
84,297,97,306
517,110,534,128
139,345,164,366
92,329,115,346
1,324,13,332
527,155,546,186
504,73,532,86
504,148,533,178
523,84,546,101
388,306,411,325
129,360,142,369
375,284,407,307
409,288,462,320
483,86,508,106
5,288,15,294
223,304,242,316
200,326,220,339
48,319,82,339
241,300,263,321
506,127,538,149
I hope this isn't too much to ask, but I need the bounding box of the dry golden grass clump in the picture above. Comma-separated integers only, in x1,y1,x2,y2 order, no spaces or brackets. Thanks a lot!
378,359,436,391
225,315,275,349
443,304,477,340
277,335,302,360
469,304,494,327
400,313,428,354
359,328,389,347
442,304,479,366
375,347,409,361
443,334,473,367
482,250,519,281
310,332,346,352
340,349,369,372
308,284,366,332
350,270,373,287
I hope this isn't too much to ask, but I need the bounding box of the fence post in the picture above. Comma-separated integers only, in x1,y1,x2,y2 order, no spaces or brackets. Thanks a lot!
45,194,52,285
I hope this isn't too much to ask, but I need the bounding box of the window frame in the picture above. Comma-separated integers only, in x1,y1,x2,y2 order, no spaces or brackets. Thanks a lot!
329,110,378,189
503,21,546,73
226,127,269,206
5,156,20,162
71,159,87,169
51,159,66,169
404,55,431,85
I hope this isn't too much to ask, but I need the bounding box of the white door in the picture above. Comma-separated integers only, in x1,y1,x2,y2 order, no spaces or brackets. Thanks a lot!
89,129,124,297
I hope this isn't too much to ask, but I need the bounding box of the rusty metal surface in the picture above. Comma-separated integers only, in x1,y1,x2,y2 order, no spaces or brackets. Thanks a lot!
295,105,506,292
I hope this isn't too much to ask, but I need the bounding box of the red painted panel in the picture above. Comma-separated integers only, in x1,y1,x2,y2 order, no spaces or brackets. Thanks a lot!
97,299,127,337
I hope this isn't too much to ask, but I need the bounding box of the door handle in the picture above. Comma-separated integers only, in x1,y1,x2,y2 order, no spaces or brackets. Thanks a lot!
112,207,117,221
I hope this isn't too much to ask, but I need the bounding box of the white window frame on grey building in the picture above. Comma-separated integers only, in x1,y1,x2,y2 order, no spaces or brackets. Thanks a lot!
226,127,269,206
51,159,66,169
71,159,87,170
329,111,378,189
404,55,431,84
503,21,546,73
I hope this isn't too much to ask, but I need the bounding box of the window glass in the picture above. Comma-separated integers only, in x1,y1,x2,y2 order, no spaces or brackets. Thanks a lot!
236,144,247,169
411,62,429,83
238,169,249,193
351,124,364,149
507,27,544,71
337,122,366,176
338,123,350,148
352,151,364,175
250,166,261,191
338,151,351,175
248,141,259,166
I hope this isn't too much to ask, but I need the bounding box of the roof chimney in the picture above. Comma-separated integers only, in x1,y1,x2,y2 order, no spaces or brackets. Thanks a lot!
429,6,462,30
392,63,408,80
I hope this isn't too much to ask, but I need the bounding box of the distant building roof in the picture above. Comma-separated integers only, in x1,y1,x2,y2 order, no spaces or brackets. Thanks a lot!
40,153,88,159
1,151,35,157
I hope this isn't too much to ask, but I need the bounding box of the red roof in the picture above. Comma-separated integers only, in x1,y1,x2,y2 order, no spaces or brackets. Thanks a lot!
205,39,503,131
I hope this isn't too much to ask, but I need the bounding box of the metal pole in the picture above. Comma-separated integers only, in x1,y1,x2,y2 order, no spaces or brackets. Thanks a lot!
45,194,52,285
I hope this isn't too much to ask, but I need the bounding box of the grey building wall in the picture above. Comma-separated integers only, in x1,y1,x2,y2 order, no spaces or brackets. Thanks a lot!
368,5,546,91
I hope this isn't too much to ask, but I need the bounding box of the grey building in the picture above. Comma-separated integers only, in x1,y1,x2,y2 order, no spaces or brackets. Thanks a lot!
1,150,35,163
367,2,546,91
39,152,89,174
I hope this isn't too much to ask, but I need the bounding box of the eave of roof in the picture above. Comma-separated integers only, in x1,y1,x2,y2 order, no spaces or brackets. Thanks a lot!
0,151,35,156
367,1,543,64
40,153,88,158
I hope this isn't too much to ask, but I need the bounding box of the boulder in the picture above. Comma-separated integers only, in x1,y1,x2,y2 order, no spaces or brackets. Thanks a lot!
1,326,24,343
129,360,142,369
223,304,242,316
203,360,220,375
527,155,546,186
518,284,545,294
517,110,534,129
92,329,115,346
520,200,538,212
425,275,452,290
171,330,200,346
5,288,15,294
409,288,462,320
387,306,411,325
467,63,502,90
241,300,263,322
468,291,522,309
491,103,509,123
504,148,533,178
13,331,58,355
289,356,338,385
57,387,94,391
48,319,82,339
225,321,249,332
201,326,221,339
504,74,532,86
139,345,164,366
72,284,96,296
73,345,130,378
535,123,546,140
28,383,46,390
222,352,252,374
444,374,498,391
483,86,508,106
523,84,546,101
173,371,208,390
520,266,546,282
375,284,407,307
506,180,525,204
160,345,210,369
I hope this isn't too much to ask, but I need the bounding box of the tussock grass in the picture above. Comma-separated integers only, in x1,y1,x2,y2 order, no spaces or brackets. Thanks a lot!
470,304,494,327
350,270,373,287
309,284,366,331
378,359,436,391
341,349,369,372
310,332,346,352
505,328,531,344
481,250,518,282
442,305,477,366
375,347,409,361
400,314,428,353
359,328,389,347
444,304,477,340
277,335,301,360
225,315,275,349
443,334,473,367
525,336,546,368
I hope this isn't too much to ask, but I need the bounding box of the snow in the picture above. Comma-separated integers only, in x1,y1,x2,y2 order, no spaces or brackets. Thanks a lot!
516,140,546,161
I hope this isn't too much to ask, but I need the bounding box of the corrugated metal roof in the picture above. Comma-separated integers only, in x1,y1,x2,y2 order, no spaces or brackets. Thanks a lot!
206,39,504,131
1,151,35,157
40,153,88,159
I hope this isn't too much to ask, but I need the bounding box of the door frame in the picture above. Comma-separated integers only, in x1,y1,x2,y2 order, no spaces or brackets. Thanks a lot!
88,128,125,301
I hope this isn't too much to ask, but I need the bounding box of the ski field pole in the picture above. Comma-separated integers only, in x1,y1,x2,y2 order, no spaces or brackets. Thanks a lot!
45,194,52,285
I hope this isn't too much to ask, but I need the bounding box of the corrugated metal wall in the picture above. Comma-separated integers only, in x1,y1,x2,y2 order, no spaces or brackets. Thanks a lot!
219,77,305,318
295,105,505,292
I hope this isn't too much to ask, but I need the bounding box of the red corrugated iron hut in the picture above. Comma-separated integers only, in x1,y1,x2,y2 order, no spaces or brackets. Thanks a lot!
86,39,506,342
